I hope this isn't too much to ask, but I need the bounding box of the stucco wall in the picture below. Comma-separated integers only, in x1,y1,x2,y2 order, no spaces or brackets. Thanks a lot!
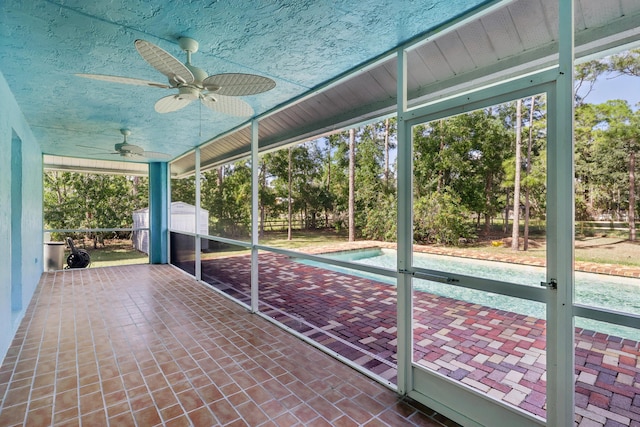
0,70,43,364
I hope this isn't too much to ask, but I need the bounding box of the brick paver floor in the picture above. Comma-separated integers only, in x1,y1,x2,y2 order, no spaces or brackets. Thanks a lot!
195,245,640,426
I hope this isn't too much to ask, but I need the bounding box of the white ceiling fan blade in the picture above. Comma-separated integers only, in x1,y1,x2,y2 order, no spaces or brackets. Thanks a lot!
201,94,254,117
83,150,120,155
135,39,194,85
75,73,169,88
203,73,276,96
155,94,194,113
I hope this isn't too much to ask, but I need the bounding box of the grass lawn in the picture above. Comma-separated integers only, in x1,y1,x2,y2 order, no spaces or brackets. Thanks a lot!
200,230,350,260
67,240,148,268
259,230,349,249
72,230,640,270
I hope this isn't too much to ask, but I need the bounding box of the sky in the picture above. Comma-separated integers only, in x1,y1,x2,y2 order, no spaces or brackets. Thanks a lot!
578,73,639,108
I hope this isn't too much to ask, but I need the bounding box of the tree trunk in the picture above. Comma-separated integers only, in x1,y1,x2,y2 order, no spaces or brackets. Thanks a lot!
524,96,535,251
504,190,509,234
384,118,390,190
326,141,331,228
511,99,523,251
484,172,492,234
259,160,266,238
287,147,293,241
630,150,636,241
437,119,445,193
348,128,356,242
217,166,224,187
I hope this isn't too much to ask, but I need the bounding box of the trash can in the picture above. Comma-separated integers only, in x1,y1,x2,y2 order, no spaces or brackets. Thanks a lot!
44,242,66,271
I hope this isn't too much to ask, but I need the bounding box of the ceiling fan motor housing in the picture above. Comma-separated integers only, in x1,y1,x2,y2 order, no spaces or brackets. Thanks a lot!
184,64,208,85
115,142,143,155
177,86,200,101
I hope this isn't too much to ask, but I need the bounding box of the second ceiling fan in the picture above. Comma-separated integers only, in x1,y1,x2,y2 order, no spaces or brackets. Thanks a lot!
77,37,275,116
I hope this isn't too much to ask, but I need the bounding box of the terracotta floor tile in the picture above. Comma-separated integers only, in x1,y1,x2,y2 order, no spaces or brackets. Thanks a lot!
134,405,162,426
109,411,136,426
0,402,28,426
79,381,101,397
197,383,224,404
336,397,376,424
152,386,179,409
56,375,78,394
54,388,79,414
209,398,240,424
129,391,154,412
165,414,193,427
160,403,186,421
25,406,53,426
226,419,251,427
177,388,205,412
103,389,127,407
29,394,54,410
187,406,217,426
228,390,250,406
53,406,78,425
3,385,31,407
291,403,320,423
81,408,107,426
101,376,124,396
105,400,130,418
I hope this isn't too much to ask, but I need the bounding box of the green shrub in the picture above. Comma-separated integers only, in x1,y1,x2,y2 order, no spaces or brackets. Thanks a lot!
413,192,476,246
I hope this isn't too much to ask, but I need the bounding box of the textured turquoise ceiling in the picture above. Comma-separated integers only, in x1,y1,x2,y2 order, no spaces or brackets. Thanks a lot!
0,0,491,162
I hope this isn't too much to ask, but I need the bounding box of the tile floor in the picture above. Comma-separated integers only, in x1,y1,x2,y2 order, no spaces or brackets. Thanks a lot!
0,264,457,426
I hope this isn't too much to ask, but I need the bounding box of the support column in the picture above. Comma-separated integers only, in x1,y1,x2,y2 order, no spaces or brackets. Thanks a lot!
149,162,168,264
195,148,201,280
250,120,259,313
396,47,413,395
546,0,575,425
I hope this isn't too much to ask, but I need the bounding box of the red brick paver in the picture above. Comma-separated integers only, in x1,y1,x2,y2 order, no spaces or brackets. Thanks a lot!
195,247,640,426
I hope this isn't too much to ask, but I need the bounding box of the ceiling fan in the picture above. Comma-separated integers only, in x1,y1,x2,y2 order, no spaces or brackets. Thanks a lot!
80,129,171,160
76,37,275,116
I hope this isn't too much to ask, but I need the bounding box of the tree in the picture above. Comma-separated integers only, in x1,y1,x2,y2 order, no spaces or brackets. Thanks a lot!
593,101,639,241
523,97,535,250
413,108,514,234
348,128,356,242
44,171,149,246
288,147,293,240
511,99,523,251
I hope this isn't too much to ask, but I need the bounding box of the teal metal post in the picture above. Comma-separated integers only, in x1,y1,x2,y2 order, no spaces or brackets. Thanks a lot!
396,47,413,395
194,148,201,280
250,120,259,313
546,0,575,425
149,162,168,264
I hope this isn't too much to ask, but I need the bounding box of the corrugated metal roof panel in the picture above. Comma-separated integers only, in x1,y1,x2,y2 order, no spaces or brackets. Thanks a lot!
509,0,554,50
481,8,523,60
457,20,499,67
580,0,623,28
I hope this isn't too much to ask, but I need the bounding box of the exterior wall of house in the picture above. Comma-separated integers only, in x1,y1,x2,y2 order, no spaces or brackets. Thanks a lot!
0,70,43,364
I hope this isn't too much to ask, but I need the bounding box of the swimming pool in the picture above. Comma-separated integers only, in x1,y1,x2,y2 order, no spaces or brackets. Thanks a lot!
296,247,640,340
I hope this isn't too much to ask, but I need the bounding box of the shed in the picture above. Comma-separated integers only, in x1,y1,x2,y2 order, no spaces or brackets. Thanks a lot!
133,202,209,254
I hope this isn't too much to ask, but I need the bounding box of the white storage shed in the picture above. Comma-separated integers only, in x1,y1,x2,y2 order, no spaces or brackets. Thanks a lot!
133,202,209,254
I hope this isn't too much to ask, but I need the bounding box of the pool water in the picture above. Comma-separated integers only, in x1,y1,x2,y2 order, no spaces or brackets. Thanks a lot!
297,248,640,340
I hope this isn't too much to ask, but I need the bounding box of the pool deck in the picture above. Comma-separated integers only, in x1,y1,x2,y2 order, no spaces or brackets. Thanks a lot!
200,241,640,426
